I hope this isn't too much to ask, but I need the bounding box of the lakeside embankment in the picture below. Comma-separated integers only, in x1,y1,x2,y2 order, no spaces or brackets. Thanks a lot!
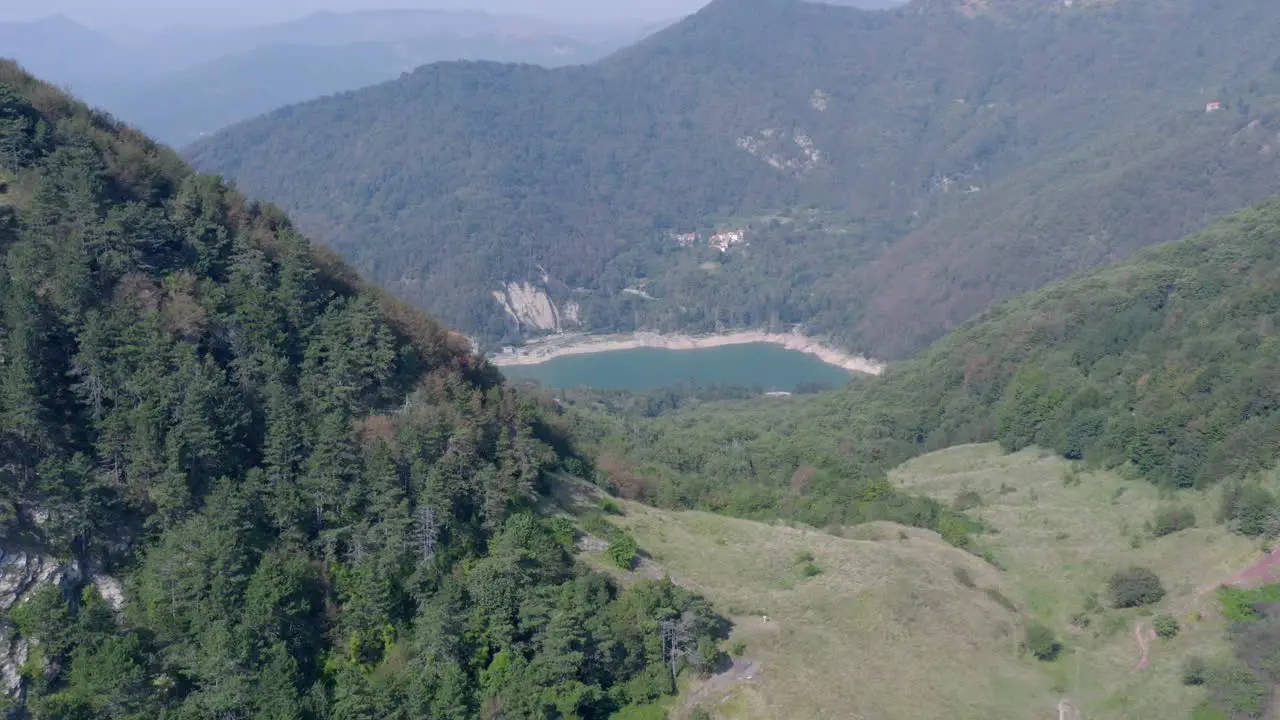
488,331,885,375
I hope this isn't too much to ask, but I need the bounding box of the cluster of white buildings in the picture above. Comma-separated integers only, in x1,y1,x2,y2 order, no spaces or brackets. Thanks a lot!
669,229,748,253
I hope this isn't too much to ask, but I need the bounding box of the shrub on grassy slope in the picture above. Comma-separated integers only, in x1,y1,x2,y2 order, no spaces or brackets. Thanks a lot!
1109,567,1166,608
1023,622,1061,661
608,534,639,570
1151,505,1197,537
1154,614,1180,639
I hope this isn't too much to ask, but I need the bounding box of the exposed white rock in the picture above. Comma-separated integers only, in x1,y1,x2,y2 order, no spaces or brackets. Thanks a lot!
735,136,761,153
810,89,830,112
92,574,126,612
737,127,822,175
1,547,81,700
793,132,822,167
0,549,78,613
0,629,27,695
562,302,582,325
576,535,608,553
493,281,578,334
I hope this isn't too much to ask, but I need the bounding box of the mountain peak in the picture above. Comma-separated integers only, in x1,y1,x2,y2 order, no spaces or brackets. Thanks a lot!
0,13,98,34
696,0,806,17
911,0,1121,18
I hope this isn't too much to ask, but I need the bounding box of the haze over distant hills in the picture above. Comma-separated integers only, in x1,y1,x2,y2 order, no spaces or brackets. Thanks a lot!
0,10,655,145
189,0,1280,357
0,0,906,28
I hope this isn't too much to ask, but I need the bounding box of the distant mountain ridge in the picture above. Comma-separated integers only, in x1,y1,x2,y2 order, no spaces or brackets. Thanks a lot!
0,15,128,85
188,0,1280,356
0,10,651,145
112,9,646,68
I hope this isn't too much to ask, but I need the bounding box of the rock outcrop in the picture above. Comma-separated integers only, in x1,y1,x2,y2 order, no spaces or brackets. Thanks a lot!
493,281,581,334
0,544,123,699
1,548,81,699
0,550,80,613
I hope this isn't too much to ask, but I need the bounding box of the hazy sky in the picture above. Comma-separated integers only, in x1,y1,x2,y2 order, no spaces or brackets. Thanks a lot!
0,0,705,28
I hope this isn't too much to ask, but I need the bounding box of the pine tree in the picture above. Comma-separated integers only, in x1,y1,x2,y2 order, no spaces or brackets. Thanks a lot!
0,84,41,170
0,282,49,446
262,378,307,529
304,410,361,531
253,643,304,720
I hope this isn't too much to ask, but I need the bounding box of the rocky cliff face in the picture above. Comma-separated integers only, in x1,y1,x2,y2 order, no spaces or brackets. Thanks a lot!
493,281,581,335
0,539,125,700
0,547,79,699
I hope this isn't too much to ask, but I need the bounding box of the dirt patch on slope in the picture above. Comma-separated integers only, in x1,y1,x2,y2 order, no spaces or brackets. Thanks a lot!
1198,548,1280,597
683,658,762,712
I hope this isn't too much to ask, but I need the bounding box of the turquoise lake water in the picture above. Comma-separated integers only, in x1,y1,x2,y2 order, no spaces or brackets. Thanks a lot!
498,343,853,392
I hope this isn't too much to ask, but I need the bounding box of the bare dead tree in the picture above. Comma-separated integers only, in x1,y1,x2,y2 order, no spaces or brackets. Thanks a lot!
412,504,439,562
659,612,697,680
659,620,677,679
349,535,366,565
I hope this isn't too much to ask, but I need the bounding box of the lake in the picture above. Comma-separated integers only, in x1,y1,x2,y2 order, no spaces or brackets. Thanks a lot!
499,343,853,392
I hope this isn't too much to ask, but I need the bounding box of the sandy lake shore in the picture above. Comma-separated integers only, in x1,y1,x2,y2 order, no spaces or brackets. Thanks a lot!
488,330,885,375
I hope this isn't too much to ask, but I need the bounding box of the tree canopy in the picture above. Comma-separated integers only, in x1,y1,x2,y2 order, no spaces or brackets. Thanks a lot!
0,63,725,719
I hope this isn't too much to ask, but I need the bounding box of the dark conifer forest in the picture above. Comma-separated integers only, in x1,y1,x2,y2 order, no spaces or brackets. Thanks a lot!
0,64,726,720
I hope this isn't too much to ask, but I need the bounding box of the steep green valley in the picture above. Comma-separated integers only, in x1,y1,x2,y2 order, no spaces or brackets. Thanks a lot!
5,0,1280,717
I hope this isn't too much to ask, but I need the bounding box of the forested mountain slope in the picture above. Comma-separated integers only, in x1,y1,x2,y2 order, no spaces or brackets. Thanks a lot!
553,197,1280,528
0,63,727,719
189,0,1280,356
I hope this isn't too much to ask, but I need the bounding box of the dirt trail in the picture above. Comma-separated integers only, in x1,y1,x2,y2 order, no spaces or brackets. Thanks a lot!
1058,697,1081,720
684,657,760,710
1129,549,1280,676
1200,548,1280,596
1133,622,1156,671
1184,548,1280,623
